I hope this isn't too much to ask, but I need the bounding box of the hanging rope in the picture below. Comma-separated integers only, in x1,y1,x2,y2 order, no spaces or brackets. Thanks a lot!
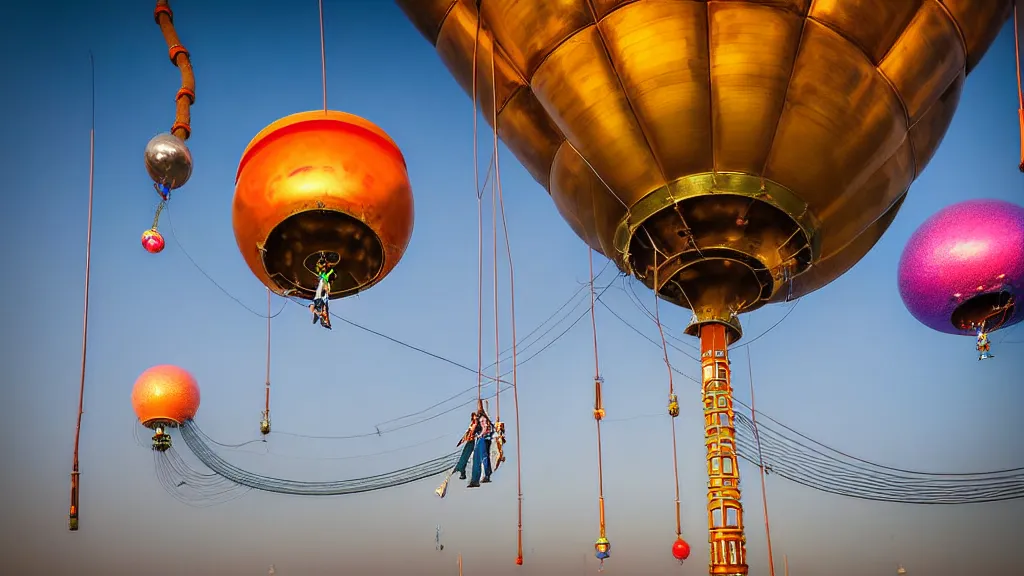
488,25,525,565
472,10,484,409
747,346,776,576
1014,1,1023,172
650,252,683,540
492,101,501,424
487,37,507,478
68,50,96,532
154,1,195,141
318,0,328,113
151,199,167,231
261,288,272,436
589,248,611,569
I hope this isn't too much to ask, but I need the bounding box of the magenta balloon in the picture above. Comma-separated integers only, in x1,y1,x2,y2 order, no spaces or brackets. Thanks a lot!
897,199,1024,335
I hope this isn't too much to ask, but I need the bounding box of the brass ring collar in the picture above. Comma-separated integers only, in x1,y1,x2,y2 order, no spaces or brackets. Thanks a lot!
612,172,822,274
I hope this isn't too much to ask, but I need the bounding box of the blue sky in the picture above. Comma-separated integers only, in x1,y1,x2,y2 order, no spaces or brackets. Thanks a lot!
1,1,1022,574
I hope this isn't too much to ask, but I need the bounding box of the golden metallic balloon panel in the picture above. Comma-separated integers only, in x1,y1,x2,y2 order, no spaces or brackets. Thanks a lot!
398,0,1011,318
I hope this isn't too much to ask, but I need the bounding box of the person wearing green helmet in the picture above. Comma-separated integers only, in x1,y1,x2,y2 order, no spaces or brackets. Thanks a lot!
309,257,334,330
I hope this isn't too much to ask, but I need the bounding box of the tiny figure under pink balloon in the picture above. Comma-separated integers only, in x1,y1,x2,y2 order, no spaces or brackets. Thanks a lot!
898,199,1024,360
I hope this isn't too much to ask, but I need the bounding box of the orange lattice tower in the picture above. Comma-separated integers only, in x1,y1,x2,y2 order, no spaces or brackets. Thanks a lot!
694,321,746,575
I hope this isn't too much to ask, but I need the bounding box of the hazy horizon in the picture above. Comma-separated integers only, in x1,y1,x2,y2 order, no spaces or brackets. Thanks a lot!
2,1,1023,574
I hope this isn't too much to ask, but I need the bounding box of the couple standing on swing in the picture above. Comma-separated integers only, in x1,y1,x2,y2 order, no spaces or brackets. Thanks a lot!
454,408,494,488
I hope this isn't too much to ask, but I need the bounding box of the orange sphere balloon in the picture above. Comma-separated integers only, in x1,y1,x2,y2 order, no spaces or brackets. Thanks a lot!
131,365,201,428
232,111,415,301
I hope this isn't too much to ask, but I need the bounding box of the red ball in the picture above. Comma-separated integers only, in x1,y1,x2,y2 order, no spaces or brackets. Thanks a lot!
515,556,523,566
142,228,165,254
672,538,691,561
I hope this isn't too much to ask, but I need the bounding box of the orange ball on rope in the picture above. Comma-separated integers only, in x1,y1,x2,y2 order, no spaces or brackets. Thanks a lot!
672,537,691,562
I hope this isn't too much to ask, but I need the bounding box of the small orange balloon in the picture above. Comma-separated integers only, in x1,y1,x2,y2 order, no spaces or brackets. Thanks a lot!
131,365,201,428
232,110,415,302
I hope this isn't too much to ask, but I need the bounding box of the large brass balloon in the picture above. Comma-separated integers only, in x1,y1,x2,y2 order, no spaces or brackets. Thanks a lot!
233,111,415,301
397,2,1012,575
397,0,1011,338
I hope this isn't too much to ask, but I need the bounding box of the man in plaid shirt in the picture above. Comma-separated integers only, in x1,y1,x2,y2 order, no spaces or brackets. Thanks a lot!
454,413,478,480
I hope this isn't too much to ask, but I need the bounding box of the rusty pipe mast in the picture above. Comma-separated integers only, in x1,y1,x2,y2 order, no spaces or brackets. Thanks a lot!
154,0,195,141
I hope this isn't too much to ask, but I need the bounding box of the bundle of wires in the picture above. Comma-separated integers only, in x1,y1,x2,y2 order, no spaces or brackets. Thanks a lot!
611,276,1024,504
732,410,1024,504
154,445,251,507
156,407,1024,507
175,420,460,497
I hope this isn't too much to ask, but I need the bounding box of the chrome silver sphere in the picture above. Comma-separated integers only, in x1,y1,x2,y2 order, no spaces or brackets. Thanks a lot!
144,132,193,189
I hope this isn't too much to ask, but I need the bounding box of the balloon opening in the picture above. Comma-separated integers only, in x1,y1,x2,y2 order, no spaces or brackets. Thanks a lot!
617,175,817,319
140,417,184,429
261,209,384,299
951,290,1015,332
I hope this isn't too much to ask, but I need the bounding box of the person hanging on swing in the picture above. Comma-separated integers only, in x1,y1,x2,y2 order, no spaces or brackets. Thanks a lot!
976,328,993,360
310,255,334,330
468,408,493,487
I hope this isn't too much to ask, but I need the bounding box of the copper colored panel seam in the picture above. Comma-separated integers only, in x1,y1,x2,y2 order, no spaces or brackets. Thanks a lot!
506,0,654,86
704,4,715,173
759,3,811,177
905,75,967,176
820,186,910,262
808,15,912,126
495,84,525,119
436,0,460,46
516,0,696,91
933,0,969,63
584,0,669,186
